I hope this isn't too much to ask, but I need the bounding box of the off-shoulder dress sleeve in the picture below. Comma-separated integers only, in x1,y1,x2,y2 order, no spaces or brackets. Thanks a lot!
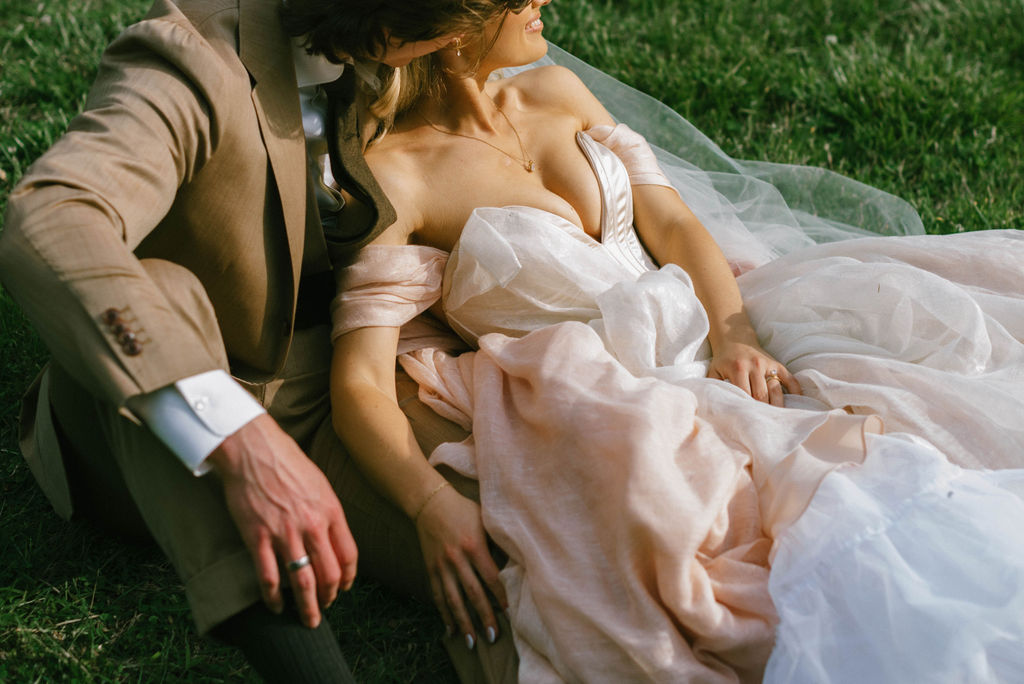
586,123,674,188
330,244,465,354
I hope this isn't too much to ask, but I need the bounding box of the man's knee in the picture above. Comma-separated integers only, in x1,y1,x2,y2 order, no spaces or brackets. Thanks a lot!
46,363,149,539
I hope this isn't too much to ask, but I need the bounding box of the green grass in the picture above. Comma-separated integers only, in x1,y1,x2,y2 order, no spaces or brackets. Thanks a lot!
545,0,1024,234
1,0,1021,680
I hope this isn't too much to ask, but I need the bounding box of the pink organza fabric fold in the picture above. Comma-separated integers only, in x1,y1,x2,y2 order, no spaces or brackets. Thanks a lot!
331,244,465,355
416,322,878,683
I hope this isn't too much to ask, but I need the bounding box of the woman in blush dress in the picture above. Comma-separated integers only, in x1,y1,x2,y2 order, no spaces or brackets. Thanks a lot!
327,1,1024,681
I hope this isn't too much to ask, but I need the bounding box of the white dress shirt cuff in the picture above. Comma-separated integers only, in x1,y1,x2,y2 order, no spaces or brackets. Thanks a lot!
127,370,266,476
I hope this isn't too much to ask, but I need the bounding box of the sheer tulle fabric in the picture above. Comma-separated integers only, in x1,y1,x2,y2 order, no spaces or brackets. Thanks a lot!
767,435,1024,683
737,231,1024,472
533,44,925,250
508,45,929,282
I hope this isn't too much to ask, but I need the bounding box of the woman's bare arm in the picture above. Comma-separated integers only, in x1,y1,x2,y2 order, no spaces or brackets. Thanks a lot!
631,185,801,404
331,324,506,646
331,326,436,516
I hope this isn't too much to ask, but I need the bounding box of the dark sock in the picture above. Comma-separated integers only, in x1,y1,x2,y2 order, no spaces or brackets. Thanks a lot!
213,601,355,684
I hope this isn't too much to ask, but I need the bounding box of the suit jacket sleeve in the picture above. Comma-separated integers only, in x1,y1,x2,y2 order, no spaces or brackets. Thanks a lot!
0,12,245,409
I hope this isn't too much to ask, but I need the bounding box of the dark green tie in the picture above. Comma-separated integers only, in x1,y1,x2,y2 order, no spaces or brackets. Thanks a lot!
322,67,397,251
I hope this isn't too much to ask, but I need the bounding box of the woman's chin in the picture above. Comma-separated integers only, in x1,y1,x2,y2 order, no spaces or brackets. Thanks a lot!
505,41,550,70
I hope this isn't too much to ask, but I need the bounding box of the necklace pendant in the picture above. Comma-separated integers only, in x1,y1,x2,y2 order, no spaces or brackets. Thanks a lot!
525,160,535,172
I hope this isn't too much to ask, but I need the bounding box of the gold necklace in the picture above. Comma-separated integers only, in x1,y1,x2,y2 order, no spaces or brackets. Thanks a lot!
418,103,536,173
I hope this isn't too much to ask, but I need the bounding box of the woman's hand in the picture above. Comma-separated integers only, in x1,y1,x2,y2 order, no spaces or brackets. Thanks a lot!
707,339,802,406
415,484,507,650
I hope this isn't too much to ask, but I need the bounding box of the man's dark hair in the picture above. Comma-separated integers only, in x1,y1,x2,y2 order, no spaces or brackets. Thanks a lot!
280,0,512,63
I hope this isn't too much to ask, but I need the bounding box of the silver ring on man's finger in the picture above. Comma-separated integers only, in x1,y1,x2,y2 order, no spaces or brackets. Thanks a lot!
287,555,311,572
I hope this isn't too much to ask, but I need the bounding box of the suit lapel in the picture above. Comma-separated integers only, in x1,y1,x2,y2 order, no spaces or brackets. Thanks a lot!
237,0,395,265
237,0,307,290
322,71,397,251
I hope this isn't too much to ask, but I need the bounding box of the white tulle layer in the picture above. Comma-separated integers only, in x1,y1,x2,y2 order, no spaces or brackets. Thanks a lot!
767,433,1024,683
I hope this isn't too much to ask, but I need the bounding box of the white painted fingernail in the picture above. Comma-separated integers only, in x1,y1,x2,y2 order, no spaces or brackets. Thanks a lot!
486,626,497,644
465,633,476,650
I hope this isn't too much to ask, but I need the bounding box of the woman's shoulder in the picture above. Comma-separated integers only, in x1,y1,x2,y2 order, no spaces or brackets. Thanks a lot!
362,130,436,244
505,64,580,89
499,65,585,104
497,65,612,128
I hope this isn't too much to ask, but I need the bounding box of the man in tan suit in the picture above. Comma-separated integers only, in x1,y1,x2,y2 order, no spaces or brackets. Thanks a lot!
0,0,517,680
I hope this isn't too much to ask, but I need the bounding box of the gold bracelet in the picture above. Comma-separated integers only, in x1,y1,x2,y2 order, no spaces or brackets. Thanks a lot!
413,481,452,523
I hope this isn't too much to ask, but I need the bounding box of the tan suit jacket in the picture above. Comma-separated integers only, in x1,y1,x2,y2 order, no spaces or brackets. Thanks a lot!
0,0,393,517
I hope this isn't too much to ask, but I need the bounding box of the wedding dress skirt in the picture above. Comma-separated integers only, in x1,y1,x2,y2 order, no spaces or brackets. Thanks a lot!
433,196,1024,682
767,438,1024,683
331,78,1024,682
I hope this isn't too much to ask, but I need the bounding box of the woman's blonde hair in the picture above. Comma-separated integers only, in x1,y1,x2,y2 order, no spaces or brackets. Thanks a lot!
362,6,512,143
282,0,516,143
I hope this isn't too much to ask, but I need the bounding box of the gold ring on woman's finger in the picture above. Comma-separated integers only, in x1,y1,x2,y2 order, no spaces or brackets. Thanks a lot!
765,369,780,382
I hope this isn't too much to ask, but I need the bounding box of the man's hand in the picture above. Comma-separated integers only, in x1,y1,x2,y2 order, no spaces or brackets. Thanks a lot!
207,414,358,628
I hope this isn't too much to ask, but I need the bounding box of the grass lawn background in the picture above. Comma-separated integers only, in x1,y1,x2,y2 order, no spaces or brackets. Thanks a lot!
1,0,1021,680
